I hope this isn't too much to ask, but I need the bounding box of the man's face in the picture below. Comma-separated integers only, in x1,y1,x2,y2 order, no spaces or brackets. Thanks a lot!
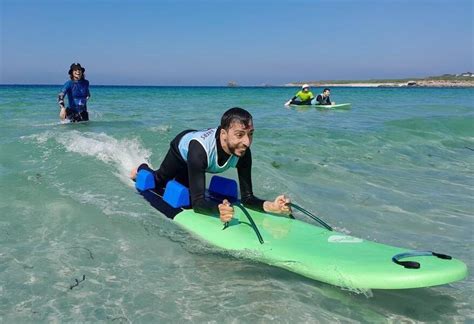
323,90,330,97
303,87,309,92
222,121,254,157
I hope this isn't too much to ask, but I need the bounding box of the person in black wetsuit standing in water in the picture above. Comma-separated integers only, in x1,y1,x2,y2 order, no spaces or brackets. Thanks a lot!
130,107,291,223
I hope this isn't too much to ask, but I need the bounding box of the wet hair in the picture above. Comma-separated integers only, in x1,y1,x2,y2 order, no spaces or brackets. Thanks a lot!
323,88,331,92
220,107,253,130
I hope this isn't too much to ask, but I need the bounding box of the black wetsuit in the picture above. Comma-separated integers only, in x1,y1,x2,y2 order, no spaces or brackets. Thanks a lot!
138,127,265,216
316,94,331,105
65,109,89,122
290,99,312,105
290,96,313,105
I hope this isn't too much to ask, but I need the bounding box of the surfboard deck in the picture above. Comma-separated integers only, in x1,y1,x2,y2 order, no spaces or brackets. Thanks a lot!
314,103,352,110
286,103,352,110
138,187,468,290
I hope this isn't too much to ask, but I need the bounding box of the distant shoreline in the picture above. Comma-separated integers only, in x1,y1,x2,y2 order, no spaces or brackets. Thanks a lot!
286,77,474,88
285,81,474,88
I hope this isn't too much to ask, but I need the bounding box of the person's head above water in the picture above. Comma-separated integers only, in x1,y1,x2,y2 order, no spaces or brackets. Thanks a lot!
68,63,85,81
220,107,254,158
323,88,331,96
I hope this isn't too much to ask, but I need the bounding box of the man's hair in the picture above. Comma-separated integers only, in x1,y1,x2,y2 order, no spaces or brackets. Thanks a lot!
220,107,253,130
323,88,331,92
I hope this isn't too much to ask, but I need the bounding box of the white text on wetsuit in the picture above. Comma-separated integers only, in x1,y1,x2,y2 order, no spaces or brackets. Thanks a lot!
200,128,214,140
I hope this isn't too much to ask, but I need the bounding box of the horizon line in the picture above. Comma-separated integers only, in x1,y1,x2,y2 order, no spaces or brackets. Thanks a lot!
0,83,294,87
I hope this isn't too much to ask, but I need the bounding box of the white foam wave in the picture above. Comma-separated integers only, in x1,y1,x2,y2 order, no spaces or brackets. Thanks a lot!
21,131,54,144
55,130,151,183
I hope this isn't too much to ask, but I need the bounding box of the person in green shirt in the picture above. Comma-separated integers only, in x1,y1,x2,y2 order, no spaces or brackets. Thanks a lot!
285,84,314,106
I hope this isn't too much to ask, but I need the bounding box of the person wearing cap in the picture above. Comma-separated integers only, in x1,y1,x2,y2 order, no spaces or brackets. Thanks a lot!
57,63,91,122
316,88,335,106
285,84,314,106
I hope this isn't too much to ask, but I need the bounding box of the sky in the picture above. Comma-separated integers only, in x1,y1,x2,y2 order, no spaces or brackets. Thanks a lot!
0,0,473,86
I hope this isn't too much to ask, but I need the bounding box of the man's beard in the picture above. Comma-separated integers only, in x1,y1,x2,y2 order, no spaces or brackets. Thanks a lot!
228,143,247,157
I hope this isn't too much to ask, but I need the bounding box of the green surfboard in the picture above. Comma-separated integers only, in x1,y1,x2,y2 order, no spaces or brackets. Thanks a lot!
139,185,468,290
314,103,352,110
287,103,352,110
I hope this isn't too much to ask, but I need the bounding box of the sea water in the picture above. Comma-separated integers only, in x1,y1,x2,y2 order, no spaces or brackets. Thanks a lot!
0,85,473,322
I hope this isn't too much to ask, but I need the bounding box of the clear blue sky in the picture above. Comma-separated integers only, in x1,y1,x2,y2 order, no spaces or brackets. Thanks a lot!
1,0,472,85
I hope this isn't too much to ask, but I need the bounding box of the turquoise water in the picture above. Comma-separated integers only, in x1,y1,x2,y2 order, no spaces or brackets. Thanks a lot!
0,85,473,322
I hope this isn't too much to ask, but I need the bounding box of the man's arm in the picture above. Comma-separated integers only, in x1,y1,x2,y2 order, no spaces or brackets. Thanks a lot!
85,80,91,99
316,94,324,105
187,140,220,215
237,149,266,212
58,81,71,107
58,81,71,120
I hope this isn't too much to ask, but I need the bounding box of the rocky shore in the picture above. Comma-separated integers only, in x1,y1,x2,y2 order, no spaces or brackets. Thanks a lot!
286,79,474,88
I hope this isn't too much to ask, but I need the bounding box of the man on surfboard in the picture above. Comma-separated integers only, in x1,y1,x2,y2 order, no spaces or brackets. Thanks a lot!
130,107,291,223
316,88,335,106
